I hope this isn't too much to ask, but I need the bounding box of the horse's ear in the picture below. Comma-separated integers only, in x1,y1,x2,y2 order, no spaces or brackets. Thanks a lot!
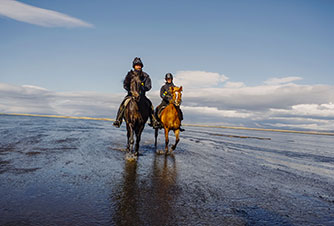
170,86,174,92
179,86,183,92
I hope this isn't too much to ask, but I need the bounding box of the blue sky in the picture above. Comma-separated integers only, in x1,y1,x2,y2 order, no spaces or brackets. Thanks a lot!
0,0,334,131
1,0,333,92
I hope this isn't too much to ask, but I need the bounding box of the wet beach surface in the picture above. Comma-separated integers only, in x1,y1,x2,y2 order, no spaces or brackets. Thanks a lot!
0,115,333,225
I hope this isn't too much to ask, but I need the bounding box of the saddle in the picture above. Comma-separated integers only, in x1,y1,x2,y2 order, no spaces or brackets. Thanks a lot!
157,105,166,119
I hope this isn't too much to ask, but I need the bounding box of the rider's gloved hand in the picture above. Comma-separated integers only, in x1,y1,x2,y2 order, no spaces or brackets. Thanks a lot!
140,82,146,91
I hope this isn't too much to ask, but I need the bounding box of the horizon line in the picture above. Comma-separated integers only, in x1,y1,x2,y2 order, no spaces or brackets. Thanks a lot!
1,112,333,136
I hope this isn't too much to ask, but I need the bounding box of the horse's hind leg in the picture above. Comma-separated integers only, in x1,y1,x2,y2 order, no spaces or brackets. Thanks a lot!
164,127,169,155
154,128,158,148
171,129,180,153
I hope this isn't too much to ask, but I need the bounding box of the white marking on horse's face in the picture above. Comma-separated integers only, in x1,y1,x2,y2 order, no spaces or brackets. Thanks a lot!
174,91,182,106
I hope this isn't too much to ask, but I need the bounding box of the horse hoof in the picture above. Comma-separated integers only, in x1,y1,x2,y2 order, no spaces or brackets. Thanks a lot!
125,153,137,161
156,149,165,155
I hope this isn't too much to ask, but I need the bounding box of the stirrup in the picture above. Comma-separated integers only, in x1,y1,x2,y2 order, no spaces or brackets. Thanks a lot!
113,120,121,128
154,121,161,129
148,120,160,129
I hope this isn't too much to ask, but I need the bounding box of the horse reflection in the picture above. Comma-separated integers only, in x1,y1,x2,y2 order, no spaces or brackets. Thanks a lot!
148,155,178,224
112,156,178,225
113,161,140,225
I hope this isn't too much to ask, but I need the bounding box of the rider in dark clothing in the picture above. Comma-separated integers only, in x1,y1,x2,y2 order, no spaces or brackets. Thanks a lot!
155,73,184,131
123,68,151,96
113,57,159,128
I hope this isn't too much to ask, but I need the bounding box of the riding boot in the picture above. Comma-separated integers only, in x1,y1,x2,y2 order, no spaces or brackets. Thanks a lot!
113,103,125,128
148,106,160,129
176,106,185,132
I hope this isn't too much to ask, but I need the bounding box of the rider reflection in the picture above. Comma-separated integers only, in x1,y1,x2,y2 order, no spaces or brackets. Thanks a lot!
112,156,178,225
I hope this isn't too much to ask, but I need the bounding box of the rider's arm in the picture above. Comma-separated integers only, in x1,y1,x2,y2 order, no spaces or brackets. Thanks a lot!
142,75,152,92
123,72,131,91
160,85,170,101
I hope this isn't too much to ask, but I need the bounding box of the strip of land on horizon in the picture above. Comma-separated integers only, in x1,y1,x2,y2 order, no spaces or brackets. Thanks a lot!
1,112,333,136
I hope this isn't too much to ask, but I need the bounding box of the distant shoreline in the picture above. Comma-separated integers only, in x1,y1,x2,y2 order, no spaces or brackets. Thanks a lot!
1,112,333,136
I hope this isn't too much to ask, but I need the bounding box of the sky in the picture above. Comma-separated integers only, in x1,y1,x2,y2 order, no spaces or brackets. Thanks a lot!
0,0,333,131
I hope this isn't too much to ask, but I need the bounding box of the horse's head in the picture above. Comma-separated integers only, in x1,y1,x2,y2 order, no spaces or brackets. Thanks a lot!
169,86,183,106
130,75,141,101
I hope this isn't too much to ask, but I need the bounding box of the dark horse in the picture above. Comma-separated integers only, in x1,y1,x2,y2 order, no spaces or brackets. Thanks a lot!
123,74,150,157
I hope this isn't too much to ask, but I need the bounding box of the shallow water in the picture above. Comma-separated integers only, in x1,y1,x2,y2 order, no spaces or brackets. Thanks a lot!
0,115,333,225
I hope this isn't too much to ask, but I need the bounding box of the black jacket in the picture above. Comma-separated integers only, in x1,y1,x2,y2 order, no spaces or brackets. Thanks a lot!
160,82,175,104
123,70,152,96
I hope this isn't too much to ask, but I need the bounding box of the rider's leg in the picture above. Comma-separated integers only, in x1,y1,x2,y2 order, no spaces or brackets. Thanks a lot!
113,96,130,128
146,98,160,128
154,105,160,121
176,106,185,132
155,103,164,122
177,107,184,121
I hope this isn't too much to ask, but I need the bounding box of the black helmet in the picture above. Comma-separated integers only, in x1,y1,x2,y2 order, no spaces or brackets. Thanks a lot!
132,57,143,68
165,73,173,80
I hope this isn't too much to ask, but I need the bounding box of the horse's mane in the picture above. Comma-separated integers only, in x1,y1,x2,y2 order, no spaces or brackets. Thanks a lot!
130,74,141,99
126,74,143,123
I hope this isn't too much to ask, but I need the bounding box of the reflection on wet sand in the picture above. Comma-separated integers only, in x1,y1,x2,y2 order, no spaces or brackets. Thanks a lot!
113,161,140,226
2,116,333,225
148,155,177,225
113,155,178,226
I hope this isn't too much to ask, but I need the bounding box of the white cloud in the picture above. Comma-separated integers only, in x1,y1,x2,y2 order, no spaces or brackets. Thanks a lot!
22,84,48,90
183,83,334,111
1,74,334,131
264,110,334,130
173,71,228,88
224,81,245,88
270,103,334,118
264,76,302,85
183,106,252,118
0,0,93,28
0,83,120,116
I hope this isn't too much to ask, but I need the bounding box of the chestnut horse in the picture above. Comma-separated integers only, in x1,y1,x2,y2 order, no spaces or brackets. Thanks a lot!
123,74,150,157
154,86,183,155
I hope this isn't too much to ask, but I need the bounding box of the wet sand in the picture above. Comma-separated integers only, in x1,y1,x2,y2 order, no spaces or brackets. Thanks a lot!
0,115,333,225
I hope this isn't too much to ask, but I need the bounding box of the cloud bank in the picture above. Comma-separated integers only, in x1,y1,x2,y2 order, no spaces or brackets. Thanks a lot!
0,0,93,27
1,71,333,131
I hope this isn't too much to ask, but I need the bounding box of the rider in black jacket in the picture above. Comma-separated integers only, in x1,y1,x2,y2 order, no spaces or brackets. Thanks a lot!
155,73,184,131
113,57,159,128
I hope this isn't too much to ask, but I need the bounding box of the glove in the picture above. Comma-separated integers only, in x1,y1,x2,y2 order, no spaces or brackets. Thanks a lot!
140,82,146,91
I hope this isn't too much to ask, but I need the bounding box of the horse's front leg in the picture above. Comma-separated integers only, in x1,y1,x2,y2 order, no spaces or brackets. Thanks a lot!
128,125,135,154
126,124,131,152
171,129,180,153
135,126,144,156
164,127,169,155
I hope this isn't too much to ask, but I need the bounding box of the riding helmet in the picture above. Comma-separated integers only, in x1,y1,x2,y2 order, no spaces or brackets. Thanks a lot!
165,73,173,80
132,57,143,68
